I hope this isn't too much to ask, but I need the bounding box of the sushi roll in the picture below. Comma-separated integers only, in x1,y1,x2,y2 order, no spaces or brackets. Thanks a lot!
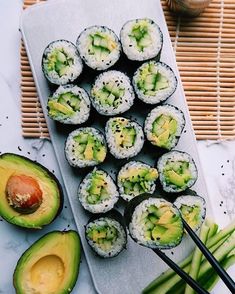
47,84,90,124
78,168,119,213
105,117,144,159
157,151,198,193
42,40,83,85
65,127,107,168
125,195,184,249
76,26,121,71
90,70,135,116
133,61,177,104
120,18,163,62
144,104,185,150
117,161,158,201
174,195,206,232
85,210,127,258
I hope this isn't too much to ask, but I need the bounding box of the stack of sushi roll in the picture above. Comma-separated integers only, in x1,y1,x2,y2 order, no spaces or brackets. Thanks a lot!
65,127,107,168
76,26,121,71
105,117,144,159
85,210,127,258
117,161,158,201
78,168,119,214
90,70,135,116
144,104,185,150
42,40,83,85
157,151,198,193
47,84,90,124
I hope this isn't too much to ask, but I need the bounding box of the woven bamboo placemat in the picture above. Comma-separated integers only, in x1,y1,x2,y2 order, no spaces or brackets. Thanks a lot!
21,0,235,140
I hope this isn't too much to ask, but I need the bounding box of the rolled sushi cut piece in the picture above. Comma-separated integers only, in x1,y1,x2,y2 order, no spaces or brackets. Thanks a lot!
157,151,198,193
78,168,119,213
133,61,177,104
174,195,206,232
144,104,185,150
76,26,121,71
47,84,90,124
105,117,144,159
85,210,127,258
117,161,158,201
90,70,135,116
65,127,107,168
120,18,163,62
125,195,184,249
42,40,83,85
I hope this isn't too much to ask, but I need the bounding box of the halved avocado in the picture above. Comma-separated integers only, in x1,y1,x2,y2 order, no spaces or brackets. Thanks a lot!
0,153,63,229
13,230,81,294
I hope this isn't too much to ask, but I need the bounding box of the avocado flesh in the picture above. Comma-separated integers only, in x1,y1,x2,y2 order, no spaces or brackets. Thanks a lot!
0,153,62,229
46,48,73,76
73,132,106,162
180,204,201,230
137,63,169,96
141,204,183,246
86,171,110,204
13,230,81,294
129,20,152,51
111,118,137,148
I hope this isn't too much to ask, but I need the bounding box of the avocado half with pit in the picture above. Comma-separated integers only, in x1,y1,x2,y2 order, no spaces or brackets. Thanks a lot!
0,153,63,228
13,230,81,294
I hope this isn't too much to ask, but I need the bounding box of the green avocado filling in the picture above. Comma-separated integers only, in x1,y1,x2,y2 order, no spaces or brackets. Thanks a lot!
140,204,182,245
92,81,125,108
111,118,137,148
137,63,169,96
150,114,178,149
87,223,118,251
120,167,158,197
86,170,110,204
73,132,106,162
163,160,192,188
180,204,201,230
129,20,152,52
48,92,81,118
46,48,73,76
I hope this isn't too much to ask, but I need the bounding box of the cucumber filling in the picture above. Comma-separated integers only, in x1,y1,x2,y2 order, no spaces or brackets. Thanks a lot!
46,49,74,76
137,63,169,96
129,20,152,52
73,132,106,162
111,119,137,148
180,204,201,230
86,171,110,204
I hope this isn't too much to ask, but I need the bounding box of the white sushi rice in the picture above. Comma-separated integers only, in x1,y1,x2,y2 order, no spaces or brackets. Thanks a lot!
91,70,135,116
133,61,177,104
48,84,90,124
157,151,198,193
120,18,163,61
78,168,119,213
86,217,126,258
144,104,185,150
76,26,121,71
105,117,144,159
42,40,83,85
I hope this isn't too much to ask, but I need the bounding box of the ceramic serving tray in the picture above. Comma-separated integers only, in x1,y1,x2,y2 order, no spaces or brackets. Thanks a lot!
20,0,212,293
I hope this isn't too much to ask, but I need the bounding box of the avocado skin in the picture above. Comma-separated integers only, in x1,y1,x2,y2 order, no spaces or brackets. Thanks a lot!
0,153,64,229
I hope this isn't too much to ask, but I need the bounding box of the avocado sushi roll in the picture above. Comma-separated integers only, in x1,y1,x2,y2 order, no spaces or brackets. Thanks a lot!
105,117,144,159
144,104,185,150
85,210,127,258
120,18,163,62
133,61,177,104
90,70,135,116
174,195,206,232
76,26,121,71
47,84,90,124
78,168,119,213
65,127,107,168
117,161,158,201
42,40,83,85
125,196,184,249
157,151,198,193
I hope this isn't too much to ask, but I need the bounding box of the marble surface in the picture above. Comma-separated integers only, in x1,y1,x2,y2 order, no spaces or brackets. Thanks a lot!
0,1,234,293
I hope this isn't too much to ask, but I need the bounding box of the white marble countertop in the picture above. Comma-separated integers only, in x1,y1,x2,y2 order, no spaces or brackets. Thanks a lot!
0,1,234,293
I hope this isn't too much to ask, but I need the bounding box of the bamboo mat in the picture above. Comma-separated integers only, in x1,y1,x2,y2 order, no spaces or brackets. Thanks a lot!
21,0,235,140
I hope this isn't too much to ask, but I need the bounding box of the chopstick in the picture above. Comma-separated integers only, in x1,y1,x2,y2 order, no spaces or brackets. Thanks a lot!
183,219,235,293
152,248,209,294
